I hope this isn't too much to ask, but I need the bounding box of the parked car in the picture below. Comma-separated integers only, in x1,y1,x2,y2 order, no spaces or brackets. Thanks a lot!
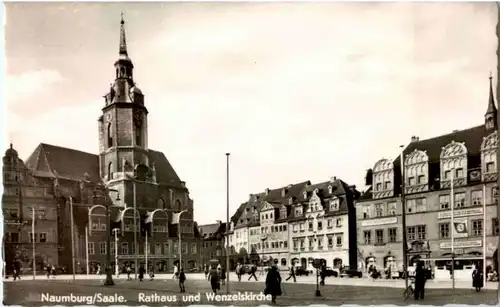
323,267,338,277
294,266,309,276
340,268,363,278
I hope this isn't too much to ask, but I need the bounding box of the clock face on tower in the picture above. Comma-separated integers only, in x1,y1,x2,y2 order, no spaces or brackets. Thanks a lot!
134,110,142,127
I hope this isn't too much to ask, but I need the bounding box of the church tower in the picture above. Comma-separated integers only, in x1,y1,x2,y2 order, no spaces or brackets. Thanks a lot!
98,15,151,183
485,74,498,131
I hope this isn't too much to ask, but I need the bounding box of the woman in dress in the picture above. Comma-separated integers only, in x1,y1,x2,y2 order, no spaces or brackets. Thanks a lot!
264,264,282,304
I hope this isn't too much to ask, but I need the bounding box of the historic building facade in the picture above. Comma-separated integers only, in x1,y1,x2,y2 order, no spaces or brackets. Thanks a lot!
199,221,226,266
289,178,359,271
2,16,202,274
356,77,500,274
227,178,359,271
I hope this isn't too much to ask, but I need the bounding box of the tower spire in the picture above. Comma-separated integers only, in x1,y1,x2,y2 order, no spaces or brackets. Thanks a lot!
485,72,497,131
119,12,127,56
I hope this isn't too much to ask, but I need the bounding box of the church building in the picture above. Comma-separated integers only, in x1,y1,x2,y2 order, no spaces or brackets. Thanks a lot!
2,16,202,274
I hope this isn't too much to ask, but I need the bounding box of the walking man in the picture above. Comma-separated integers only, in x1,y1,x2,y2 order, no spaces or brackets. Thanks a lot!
248,264,258,281
285,265,296,282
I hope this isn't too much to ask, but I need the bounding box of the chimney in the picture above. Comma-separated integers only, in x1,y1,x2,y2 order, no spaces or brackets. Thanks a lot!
410,136,419,143
217,220,222,225
180,181,186,188
249,194,253,199
452,130,459,133
287,184,293,188
330,176,336,183
281,189,287,197
265,188,270,195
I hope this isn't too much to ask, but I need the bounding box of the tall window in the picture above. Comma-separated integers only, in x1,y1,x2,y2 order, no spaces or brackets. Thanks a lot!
492,218,499,235
107,162,112,180
155,243,161,254
471,190,482,206
472,220,483,237
407,227,416,241
375,229,384,244
191,243,197,254
363,206,370,219
388,228,397,242
439,195,450,210
100,242,107,254
336,235,342,246
107,123,113,147
121,242,128,254
88,242,95,255
454,192,466,208
493,187,498,204
375,204,384,217
363,230,372,244
164,243,170,254
387,203,396,216
182,243,188,254
439,223,450,239
39,233,47,243
136,128,141,146
417,225,427,240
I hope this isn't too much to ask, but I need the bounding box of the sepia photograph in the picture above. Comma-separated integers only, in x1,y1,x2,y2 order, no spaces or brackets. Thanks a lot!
1,1,500,305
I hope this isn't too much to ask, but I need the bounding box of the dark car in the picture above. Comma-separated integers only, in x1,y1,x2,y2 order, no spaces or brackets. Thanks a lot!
340,268,363,278
323,267,339,277
294,266,309,276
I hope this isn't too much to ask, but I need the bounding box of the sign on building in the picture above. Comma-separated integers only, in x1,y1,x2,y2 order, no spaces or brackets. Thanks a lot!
439,239,482,249
452,217,469,238
437,208,483,219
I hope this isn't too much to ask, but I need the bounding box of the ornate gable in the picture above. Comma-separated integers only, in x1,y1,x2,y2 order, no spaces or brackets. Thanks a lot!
307,189,323,213
259,201,274,212
440,141,468,188
481,131,498,182
404,149,429,194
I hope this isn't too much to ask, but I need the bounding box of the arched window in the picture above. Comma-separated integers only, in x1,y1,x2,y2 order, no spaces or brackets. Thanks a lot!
107,123,113,147
107,162,113,180
175,199,182,210
136,128,141,146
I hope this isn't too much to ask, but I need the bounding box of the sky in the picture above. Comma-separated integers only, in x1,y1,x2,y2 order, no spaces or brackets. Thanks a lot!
3,2,498,225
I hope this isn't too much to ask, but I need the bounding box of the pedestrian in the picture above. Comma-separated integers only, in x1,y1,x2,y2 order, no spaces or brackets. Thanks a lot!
204,264,209,279
248,264,258,281
472,264,484,292
220,266,226,286
264,264,282,304
51,265,57,278
172,264,179,279
126,265,132,281
96,264,101,275
149,266,155,281
236,263,242,282
179,268,186,293
414,261,427,300
285,265,296,282
320,265,326,286
46,264,51,279
138,265,145,282
12,263,20,281
209,265,220,294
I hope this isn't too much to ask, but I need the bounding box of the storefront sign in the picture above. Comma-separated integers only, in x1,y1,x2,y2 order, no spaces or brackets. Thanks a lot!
439,239,482,249
438,207,483,219
117,255,167,260
361,217,397,227
452,217,468,238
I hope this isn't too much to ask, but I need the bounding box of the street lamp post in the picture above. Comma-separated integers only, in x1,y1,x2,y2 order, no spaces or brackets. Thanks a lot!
225,153,230,294
399,145,409,290
69,196,76,283
178,210,188,270
112,228,120,276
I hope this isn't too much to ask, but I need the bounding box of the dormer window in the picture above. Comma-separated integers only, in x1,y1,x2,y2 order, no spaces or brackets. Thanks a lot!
280,207,287,218
295,206,303,216
329,198,339,211
303,191,307,199
440,141,467,188
328,185,333,194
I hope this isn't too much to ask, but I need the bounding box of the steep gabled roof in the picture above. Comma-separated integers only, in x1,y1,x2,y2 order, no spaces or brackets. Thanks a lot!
25,143,100,182
23,143,184,187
